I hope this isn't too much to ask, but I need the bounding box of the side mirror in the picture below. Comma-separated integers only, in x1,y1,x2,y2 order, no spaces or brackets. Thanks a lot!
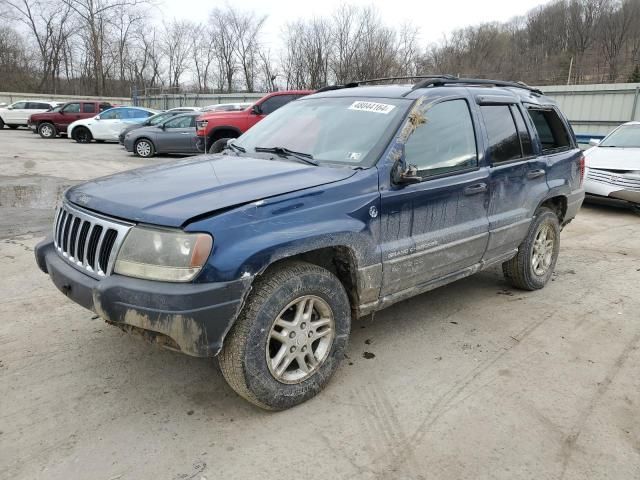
7,106,13,110
251,104,262,115
588,138,600,146
95,115,101,121
391,151,422,186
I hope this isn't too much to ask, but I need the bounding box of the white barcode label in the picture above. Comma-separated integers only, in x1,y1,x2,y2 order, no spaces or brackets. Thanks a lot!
348,101,396,114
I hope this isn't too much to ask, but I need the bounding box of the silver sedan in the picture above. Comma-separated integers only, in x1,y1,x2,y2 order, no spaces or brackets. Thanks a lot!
123,112,201,158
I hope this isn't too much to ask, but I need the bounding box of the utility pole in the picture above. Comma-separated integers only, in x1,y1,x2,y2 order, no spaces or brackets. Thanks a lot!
567,57,574,85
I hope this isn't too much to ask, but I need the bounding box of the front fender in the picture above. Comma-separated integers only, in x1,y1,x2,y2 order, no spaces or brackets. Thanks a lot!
186,168,381,283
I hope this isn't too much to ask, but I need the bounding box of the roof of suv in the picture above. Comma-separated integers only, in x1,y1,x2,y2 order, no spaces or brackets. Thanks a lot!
310,76,556,107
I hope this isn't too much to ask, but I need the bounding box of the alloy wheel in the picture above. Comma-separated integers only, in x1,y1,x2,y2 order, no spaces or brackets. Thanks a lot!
136,140,152,157
531,224,555,276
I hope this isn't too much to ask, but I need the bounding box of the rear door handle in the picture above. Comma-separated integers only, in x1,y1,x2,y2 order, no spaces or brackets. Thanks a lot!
527,169,545,179
180,132,192,135
463,183,487,195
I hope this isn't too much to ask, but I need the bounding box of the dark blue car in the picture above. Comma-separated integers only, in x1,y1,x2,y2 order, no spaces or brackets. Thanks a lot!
35,77,585,410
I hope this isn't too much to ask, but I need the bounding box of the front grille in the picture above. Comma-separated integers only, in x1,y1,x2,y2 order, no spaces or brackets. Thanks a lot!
587,168,640,191
53,202,132,278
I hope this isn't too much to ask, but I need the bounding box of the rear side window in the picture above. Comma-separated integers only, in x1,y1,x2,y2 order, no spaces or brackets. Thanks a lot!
83,103,96,113
404,99,478,177
481,105,522,163
27,102,50,109
511,106,534,157
527,108,572,153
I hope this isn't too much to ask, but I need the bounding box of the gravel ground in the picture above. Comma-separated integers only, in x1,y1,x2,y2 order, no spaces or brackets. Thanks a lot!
1,128,639,480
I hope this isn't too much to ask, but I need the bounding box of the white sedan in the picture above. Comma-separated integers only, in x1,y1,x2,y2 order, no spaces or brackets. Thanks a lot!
584,121,640,210
68,106,158,143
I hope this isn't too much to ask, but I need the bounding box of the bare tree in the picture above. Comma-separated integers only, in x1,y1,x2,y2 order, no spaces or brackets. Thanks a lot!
162,19,193,89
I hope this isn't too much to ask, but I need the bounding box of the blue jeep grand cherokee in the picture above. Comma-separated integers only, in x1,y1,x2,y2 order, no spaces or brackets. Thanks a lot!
35,76,585,409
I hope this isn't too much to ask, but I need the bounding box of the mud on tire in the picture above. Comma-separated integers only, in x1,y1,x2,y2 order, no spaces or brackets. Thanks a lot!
502,207,561,290
218,261,351,410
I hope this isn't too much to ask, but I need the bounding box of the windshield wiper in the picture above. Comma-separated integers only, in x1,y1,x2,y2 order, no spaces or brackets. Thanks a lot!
254,146,318,166
224,141,246,153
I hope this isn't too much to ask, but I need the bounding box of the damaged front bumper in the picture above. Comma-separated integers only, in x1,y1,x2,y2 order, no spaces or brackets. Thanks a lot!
35,237,250,357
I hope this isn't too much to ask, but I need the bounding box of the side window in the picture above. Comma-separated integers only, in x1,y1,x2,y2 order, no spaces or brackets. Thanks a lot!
510,106,534,157
83,103,96,113
100,109,120,120
12,102,27,109
527,108,572,153
260,95,295,115
164,116,193,129
27,102,49,109
480,105,522,163
62,103,81,113
404,99,478,177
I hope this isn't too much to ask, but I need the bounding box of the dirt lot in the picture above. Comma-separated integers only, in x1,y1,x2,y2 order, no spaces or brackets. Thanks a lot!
1,128,639,480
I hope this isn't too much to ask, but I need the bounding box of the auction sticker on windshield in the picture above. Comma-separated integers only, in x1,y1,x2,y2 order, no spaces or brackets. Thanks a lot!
348,101,396,114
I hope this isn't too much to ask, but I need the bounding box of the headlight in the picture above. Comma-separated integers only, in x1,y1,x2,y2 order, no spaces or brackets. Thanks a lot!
114,227,213,282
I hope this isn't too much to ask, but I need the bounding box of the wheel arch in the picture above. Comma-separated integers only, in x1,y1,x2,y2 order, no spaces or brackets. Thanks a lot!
207,126,242,142
536,194,568,223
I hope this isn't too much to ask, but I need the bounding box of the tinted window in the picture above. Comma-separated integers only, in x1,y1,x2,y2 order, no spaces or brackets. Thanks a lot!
260,95,295,115
99,103,111,112
527,108,571,153
83,103,96,113
404,99,478,176
63,103,81,113
164,116,194,128
481,105,521,163
12,102,27,109
149,113,174,125
100,109,121,120
27,102,50,109
511,105,534,156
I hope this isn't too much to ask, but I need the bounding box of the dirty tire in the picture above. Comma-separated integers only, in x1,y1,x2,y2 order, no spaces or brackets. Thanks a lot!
502,207,560,290
38,122,57,139
95,139,105,143
0,117,4,129
8,124,18,129
208,137,231,154
134,138,155,158
73,126,92,143
219,261,351,410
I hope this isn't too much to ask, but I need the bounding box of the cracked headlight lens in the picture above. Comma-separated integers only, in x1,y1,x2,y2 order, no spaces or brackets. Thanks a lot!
114,227,213,282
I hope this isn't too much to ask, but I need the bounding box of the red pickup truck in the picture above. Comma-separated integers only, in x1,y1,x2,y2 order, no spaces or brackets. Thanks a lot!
195,90,312,153
29,100,113,138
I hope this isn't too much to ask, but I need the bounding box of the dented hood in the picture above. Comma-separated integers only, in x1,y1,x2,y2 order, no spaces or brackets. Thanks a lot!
66,155,356,227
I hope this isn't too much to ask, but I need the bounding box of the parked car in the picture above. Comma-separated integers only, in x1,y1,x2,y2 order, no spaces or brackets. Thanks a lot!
67,106,158,143
28,101,113,138
35,77,584,410
0,100,58,129
123,112,200,157
119,110,198,144
195,91,312,153
584,121,640,211
201,102,251,112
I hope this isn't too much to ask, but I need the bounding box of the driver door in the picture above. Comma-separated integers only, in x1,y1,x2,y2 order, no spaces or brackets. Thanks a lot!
379,96,490,297
6,102,27,124
59,102,81,129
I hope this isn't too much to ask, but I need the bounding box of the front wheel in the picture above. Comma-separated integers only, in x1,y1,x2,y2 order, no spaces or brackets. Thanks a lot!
134,139,155,158
219,261,351,410
208,137,231,154
502,207,560,290
73,127,92,143
38,122,57,139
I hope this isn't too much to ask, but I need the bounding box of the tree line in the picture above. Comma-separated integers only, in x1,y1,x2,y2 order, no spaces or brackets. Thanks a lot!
1,0,639,98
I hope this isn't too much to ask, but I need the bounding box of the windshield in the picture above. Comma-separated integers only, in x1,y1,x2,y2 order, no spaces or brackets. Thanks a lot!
148,112,173,126
600,125,640,148
234,96,411,167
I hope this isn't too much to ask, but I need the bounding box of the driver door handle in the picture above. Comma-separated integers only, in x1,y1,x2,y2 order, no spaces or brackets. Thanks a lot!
463,183,487,196
180,132,192,135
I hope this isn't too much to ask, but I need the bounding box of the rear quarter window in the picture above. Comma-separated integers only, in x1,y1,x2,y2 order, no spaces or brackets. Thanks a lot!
527,108,572,153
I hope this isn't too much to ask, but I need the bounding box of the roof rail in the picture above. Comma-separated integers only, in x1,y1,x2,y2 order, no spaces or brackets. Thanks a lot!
315,75,457,92
411,77,543,95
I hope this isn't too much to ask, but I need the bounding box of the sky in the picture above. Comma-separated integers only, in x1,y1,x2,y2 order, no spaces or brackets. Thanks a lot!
160,0,553,49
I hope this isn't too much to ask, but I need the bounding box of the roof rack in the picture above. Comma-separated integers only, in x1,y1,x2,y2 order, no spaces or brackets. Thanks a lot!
315,75,456,93
410,77,543,95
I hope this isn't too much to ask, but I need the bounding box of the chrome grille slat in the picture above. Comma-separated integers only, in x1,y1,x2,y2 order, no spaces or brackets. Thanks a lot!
53,202,133,279
587,169,640,190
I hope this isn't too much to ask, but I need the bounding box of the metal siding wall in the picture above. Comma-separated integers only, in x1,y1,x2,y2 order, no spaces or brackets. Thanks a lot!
0,92,131,106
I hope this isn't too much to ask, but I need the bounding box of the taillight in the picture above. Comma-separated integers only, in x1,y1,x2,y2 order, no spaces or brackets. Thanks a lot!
578,153,585,187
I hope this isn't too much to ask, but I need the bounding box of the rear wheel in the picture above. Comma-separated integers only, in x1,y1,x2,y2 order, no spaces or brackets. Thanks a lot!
219,261,351,410
134,138,155,158
8,125,18,130
208,137,231,154
0,118,4,129
502,207,560,290
38,122,57,139
73,126,92,143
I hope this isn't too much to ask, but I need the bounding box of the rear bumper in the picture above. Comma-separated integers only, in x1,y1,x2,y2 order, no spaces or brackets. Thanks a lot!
35,238,250,357
564,188,586,224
